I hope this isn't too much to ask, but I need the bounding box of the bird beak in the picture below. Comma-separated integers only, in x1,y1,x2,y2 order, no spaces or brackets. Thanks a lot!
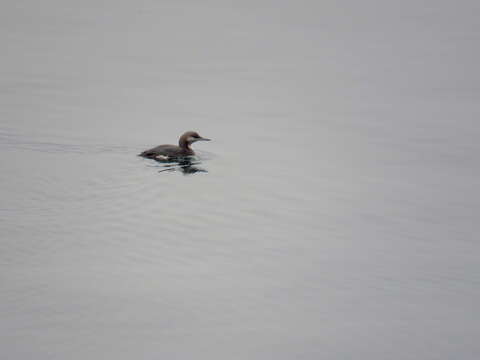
198,137,211,141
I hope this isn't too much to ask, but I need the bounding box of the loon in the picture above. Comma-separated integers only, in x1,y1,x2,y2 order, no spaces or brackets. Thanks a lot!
139,131,211,160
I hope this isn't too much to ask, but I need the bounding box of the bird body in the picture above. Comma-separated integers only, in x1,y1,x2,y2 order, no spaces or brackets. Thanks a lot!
139,131,210,161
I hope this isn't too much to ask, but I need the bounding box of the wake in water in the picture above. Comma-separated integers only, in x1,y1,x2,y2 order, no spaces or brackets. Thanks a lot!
0,128,136,155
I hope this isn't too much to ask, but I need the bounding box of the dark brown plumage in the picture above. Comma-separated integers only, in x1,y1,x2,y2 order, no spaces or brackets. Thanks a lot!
139,131,211,160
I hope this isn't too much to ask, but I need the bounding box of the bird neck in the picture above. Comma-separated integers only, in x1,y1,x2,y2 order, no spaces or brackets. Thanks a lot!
179,138,192,150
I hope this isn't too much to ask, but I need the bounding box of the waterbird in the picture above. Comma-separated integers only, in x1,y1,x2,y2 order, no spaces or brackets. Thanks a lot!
139,131,211,161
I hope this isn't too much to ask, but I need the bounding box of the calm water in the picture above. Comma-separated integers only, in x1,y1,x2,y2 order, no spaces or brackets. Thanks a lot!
1,1,480,359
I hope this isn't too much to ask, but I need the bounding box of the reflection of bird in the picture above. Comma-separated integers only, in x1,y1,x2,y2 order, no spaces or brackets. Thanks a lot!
139,131,211,160
176,158,208,174
158,160,208,175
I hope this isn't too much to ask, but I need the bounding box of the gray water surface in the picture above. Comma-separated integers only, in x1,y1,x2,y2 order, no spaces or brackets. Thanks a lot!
1,1,480,359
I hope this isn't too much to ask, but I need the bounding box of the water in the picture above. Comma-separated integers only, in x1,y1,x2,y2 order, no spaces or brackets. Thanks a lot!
1,1,479,359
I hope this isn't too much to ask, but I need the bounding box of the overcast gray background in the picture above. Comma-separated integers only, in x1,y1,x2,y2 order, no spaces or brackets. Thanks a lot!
1,1,479,359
